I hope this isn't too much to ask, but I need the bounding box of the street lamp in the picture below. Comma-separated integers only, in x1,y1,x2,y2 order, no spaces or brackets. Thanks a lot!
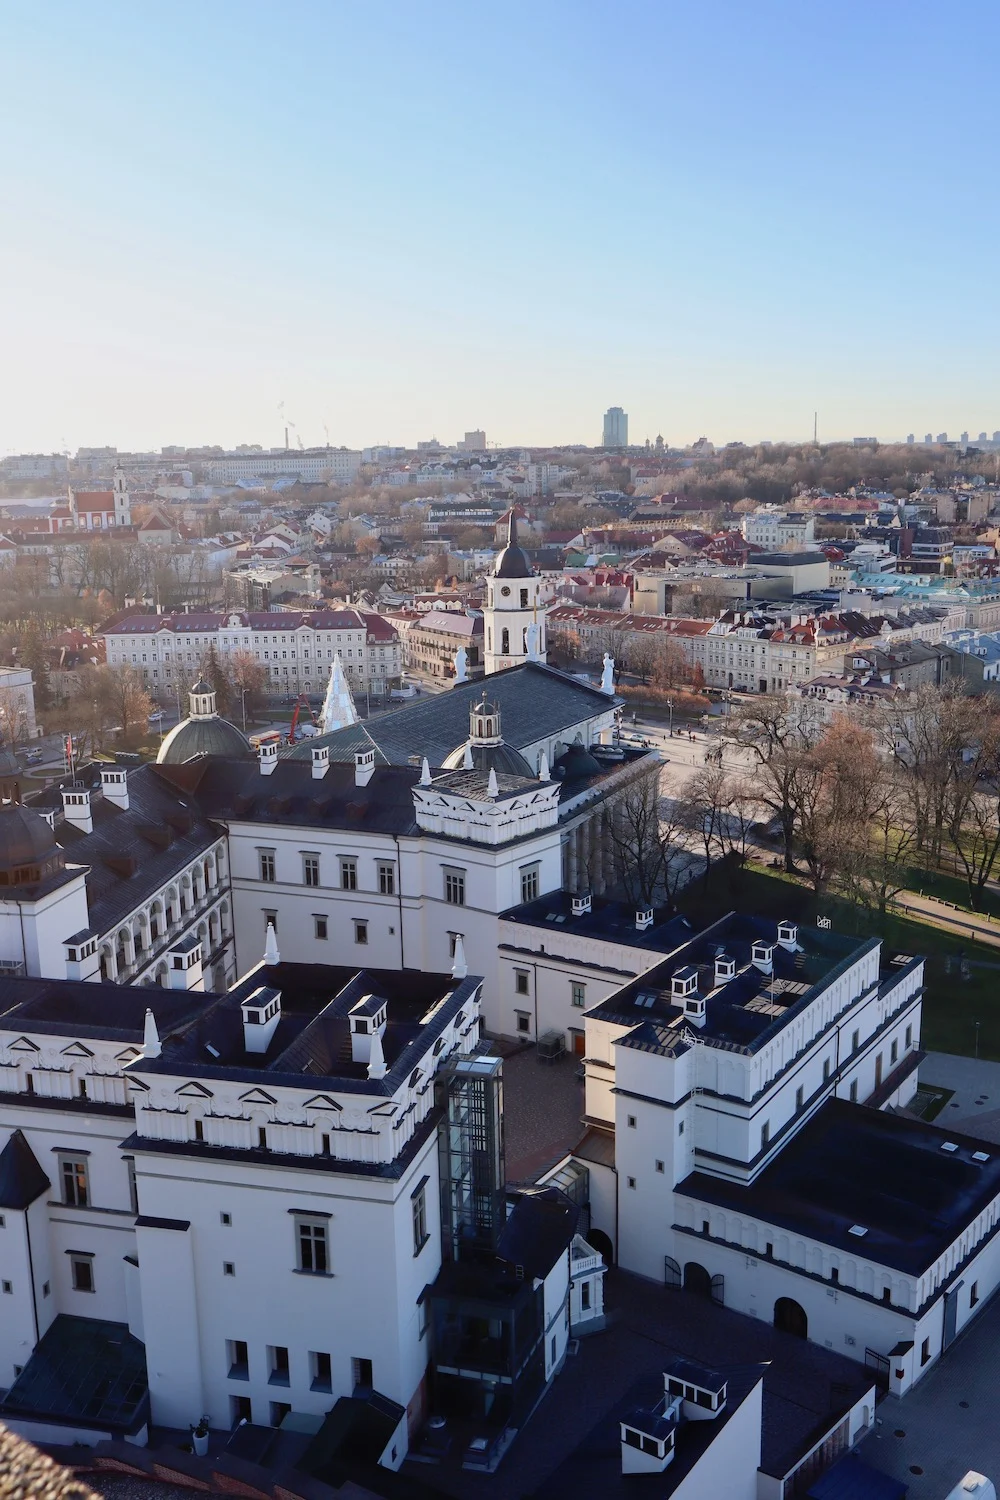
667,697,674,737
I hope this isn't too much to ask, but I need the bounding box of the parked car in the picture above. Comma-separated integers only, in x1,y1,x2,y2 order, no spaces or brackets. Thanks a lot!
148,710,166,723
24,748,44,764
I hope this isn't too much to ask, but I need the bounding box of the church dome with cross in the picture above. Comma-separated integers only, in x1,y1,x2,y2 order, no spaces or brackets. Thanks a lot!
483,510,547,675
156,679,254,765
440,693,534,778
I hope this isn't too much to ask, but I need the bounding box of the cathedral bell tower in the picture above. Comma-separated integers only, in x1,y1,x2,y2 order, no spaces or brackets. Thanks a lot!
113,466,131,527
483,509,547,675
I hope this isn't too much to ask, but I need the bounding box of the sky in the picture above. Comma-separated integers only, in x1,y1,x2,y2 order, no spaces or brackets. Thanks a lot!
3,0,999,454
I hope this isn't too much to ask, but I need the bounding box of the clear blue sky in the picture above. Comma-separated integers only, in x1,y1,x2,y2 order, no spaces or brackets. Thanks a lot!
3,0,998,453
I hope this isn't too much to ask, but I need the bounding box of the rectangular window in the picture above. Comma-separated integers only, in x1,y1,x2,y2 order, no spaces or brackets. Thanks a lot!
515,969,530,996
126,1158,138,1215
354,919,368,945
891,1038,899,1064
310,1350,332,1392
921,1338,931,1366
268,1346,290,1386
314,915,328,940
223,1261,235,1277
823,1058,831,1081
378,862,396,896
259,850,276,883
851,1029,860,1053
412,1183,428,1255
627,1176,636,1190
795,1085,804,1111
70,1255,94,1293
352,1357,373,1393
849,1080,858,1102
227,1339,249,1379
444,868,465,906
571,982,586,1008
905,1024,913,1048
515,1011,530,1035
303,854,320,887
970,1281,979,1307
627,1114,637,1129
519,863,540,904
882,1286,892,1305
655,1160,664,1173
296,1218,329,1274
339,857,358,890
581,1281,591,1310
760,1121,770,1150
60,1157,89,1208
270,1401,291,1428
230,1395,252,1426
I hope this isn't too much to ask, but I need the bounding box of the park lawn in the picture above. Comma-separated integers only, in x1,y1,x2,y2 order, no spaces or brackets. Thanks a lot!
678,860,1000,1062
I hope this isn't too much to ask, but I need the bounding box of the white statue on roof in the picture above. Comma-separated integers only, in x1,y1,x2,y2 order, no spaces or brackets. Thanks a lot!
320,654,358,735
601,653,615,694
454,645,468,683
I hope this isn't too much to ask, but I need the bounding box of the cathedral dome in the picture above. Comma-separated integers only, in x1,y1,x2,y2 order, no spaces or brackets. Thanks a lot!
156,679,253,765
440,692,535,779
0,805,63,887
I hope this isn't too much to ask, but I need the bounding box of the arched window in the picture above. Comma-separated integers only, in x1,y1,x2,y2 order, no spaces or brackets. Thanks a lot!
501,628,509,654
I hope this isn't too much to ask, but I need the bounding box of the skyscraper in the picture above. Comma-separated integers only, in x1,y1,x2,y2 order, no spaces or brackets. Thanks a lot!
602,406,628,448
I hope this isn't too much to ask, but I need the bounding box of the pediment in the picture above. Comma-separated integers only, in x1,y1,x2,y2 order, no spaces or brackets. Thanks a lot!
175,1081,214,1098
60,1042,95,1059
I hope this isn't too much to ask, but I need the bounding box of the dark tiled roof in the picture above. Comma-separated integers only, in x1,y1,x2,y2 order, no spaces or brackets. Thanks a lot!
497,1186,579,1279
25,764,221,935
286,662,618,767
678,1097,1000,1274
0,1128,50,1208
0,975,211,1043
156,757,423,837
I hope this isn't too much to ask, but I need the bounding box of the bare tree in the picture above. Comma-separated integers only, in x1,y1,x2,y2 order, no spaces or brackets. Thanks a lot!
724,695,817,872
605,771,694,906
92,664,154,746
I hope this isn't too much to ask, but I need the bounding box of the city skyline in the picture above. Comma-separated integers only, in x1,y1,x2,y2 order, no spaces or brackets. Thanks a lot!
3,0,999,454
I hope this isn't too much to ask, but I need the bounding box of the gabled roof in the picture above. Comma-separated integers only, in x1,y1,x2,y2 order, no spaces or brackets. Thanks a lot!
287,661,618,767
0,1128,50,1209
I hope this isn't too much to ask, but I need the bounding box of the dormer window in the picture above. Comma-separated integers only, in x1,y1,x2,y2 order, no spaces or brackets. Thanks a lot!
671,966,698,1000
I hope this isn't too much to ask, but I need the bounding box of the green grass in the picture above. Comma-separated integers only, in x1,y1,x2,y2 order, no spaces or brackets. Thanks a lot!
678,860,1000,1062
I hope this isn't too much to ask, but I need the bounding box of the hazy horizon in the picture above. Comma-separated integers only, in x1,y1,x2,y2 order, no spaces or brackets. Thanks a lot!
4,0,998,456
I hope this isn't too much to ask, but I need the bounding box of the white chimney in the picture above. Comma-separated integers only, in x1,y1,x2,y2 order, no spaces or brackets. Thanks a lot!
572,891,592,916
355,748,376,787
100,765,129,810
751,940,775,975
241,985,281,1054
635,907,654,931
167,934,204,991
312,743,330,780
777,920,798,951
350,994,388,1066
714,951,736,986
61,786,93,833
258,738,279,776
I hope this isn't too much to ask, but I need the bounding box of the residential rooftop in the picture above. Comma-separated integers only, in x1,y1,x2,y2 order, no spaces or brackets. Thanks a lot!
501,891,693,956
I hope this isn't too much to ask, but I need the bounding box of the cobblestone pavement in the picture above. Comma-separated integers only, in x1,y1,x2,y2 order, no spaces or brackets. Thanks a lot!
859,1285,1000,1497
920,1051,1000,1144
497,1043,586,1183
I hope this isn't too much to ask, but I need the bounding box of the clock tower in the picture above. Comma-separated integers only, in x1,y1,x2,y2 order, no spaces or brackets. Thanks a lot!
483,509,547,675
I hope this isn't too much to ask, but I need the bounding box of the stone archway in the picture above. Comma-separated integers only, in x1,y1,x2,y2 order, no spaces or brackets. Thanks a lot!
774,1297,808,1339
684,1261,712,1298
587,1228,614,1266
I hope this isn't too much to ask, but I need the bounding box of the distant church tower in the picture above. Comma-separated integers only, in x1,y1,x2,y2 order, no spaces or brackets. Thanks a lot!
113,466,131,527
483,509,547,675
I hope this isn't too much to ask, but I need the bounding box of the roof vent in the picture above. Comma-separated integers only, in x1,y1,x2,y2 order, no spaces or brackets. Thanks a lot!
941,1141,959,1153
635,907,654,932
777,920,798,950
751,940,775,974
714,952,735,986
671,966,698,1000
572,891,592,916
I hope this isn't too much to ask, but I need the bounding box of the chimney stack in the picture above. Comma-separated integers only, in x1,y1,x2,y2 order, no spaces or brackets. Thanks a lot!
355,748,376,787
312,743,330,780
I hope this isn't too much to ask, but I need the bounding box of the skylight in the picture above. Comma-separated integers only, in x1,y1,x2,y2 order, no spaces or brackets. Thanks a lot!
973,1151,990,1163
848,1225,868,1237
941,1142,959,1153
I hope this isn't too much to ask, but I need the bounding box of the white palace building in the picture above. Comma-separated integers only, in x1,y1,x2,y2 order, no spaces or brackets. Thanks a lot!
0,514,998,1487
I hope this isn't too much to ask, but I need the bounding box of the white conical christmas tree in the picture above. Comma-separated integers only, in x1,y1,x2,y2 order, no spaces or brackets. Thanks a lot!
320,655,359,734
